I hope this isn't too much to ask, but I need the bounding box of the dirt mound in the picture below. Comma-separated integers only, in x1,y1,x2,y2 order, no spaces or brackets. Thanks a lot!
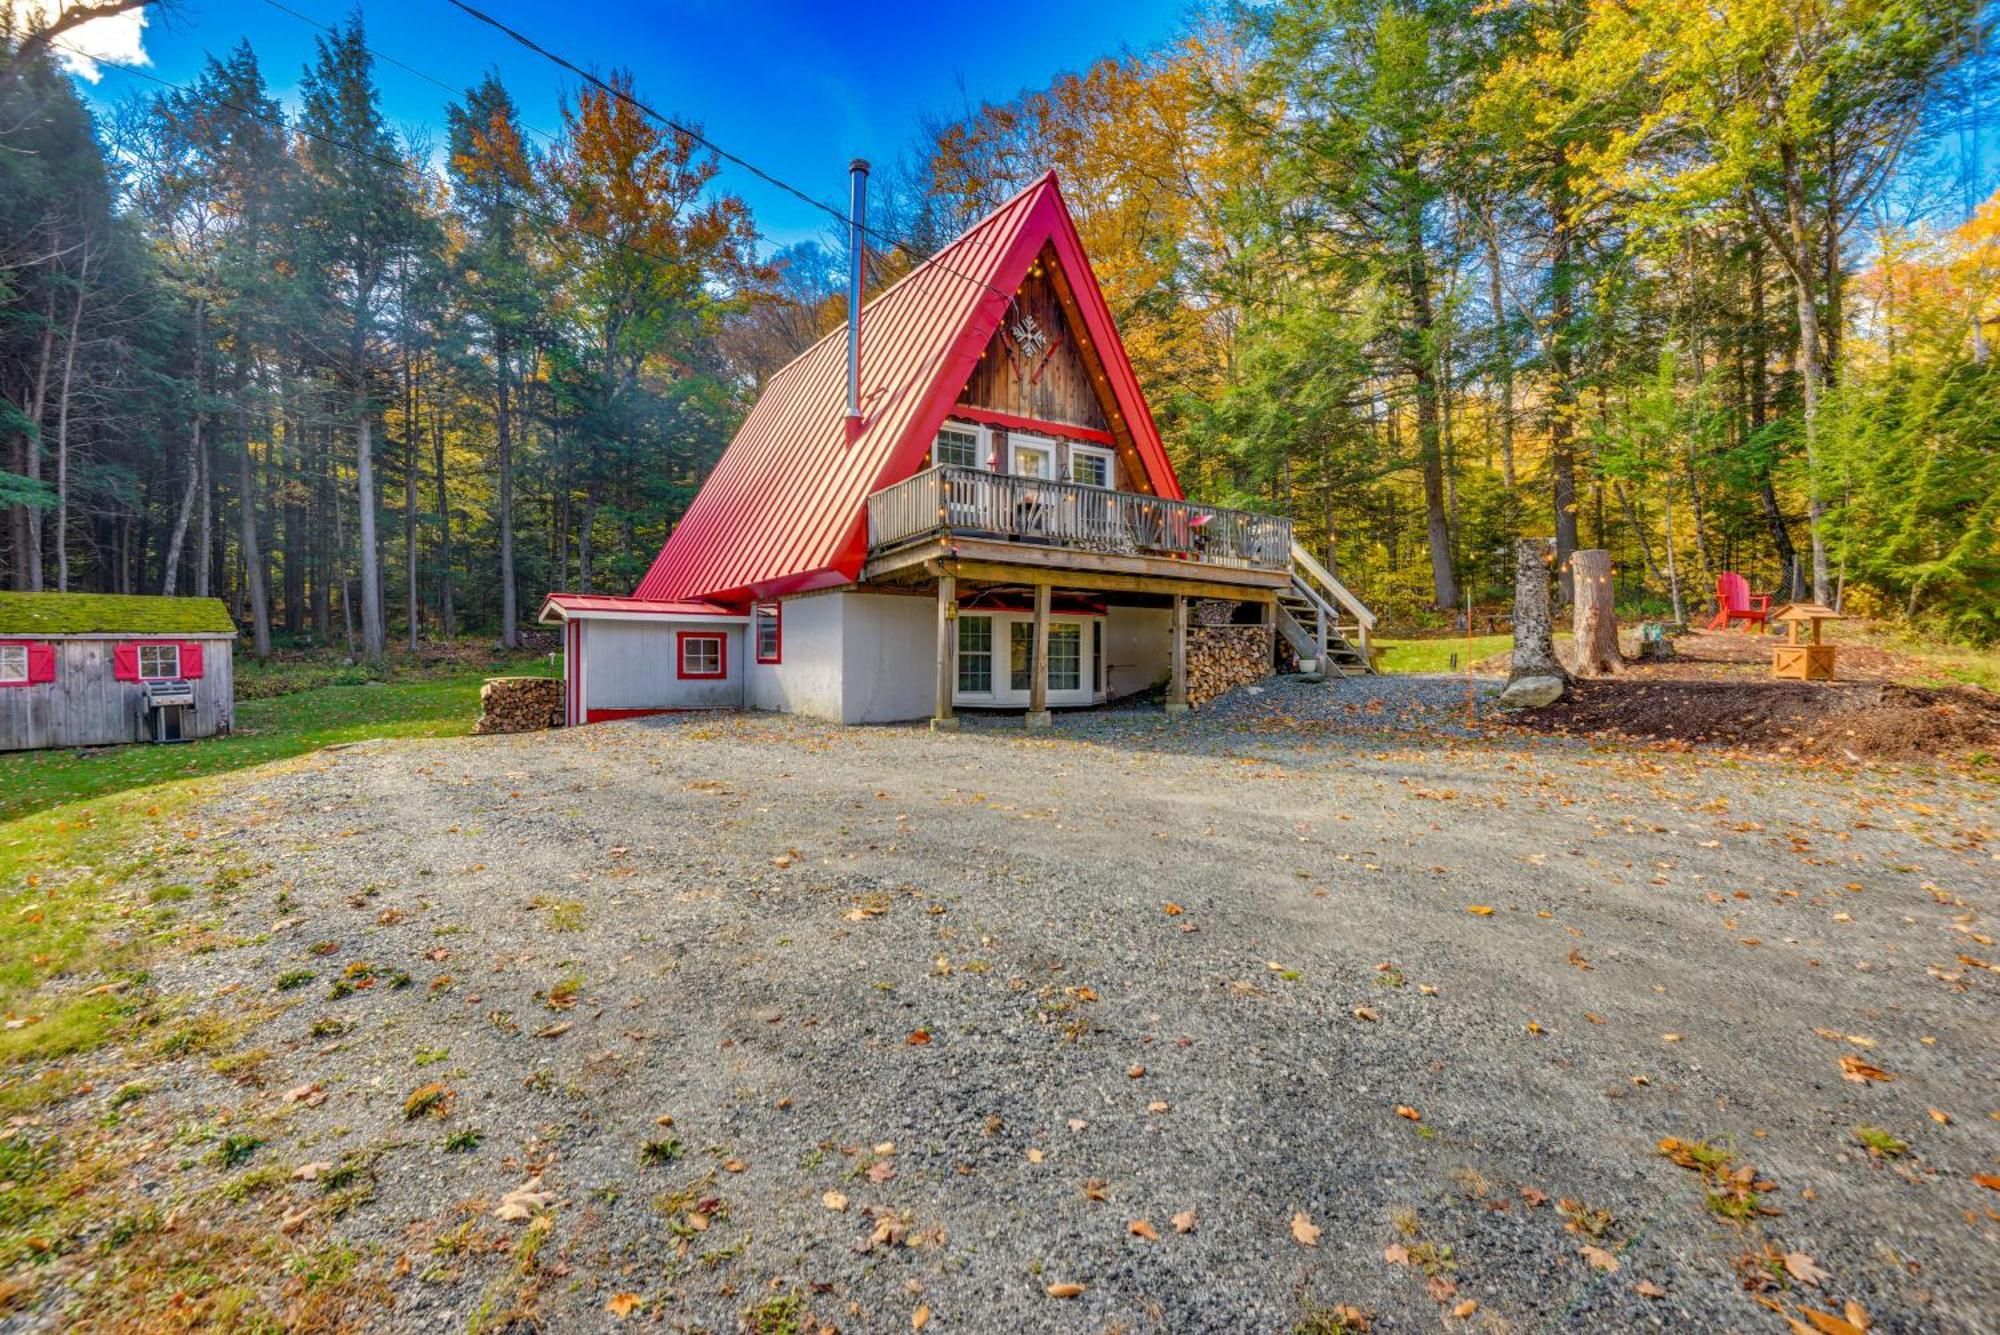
1501,679,2000,762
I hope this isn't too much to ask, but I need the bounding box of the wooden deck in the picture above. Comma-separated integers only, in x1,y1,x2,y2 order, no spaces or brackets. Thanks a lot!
864,466,1292,584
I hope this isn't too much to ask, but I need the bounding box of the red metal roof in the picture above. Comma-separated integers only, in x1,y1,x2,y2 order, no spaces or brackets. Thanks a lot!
538,593,741,621
631,172,1182,605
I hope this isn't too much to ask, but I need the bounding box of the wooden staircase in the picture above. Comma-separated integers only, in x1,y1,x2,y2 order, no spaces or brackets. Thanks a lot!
1276,542,1377,677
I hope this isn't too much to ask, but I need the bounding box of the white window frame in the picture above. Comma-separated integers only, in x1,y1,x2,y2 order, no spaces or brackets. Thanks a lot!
138,643,181,680
1068,444,1115,489
0,645,26,684
677,632,724,680
753,602,781,664
1008,433,1057,480
957,614,994,696
932,423,985,470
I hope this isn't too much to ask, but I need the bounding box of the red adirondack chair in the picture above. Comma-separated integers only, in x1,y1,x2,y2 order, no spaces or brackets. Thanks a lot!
1707,571,1770,630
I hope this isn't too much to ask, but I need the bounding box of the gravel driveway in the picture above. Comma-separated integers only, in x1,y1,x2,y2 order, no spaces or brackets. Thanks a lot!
77,679,2000,1332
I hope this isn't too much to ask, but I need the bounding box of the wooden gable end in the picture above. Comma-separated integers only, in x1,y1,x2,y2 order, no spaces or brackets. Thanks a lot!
959,247,1108,432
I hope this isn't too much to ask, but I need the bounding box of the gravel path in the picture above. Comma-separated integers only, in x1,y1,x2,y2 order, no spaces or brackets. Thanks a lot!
68,677,2000,1332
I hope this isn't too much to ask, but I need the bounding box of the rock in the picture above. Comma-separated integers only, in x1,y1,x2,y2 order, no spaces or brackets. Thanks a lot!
1498,674,1565,708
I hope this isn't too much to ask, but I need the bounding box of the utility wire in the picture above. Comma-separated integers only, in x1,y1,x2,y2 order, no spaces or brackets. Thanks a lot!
53,37,761,289
437,0,1014,303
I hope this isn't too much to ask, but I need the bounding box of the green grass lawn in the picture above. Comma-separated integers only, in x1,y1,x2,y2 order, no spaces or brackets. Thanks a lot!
0,661,549,822
1373,634,1515,674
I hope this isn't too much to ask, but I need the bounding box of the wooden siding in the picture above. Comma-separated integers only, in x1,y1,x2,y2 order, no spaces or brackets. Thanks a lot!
959,250,1109,432
0,635,234,752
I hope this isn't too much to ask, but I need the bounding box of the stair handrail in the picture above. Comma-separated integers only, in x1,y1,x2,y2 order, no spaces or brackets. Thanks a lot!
1289,542,1376,629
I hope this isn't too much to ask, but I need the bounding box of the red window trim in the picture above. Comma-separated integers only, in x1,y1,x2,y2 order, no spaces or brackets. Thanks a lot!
753,602,782,665
676,630,726,680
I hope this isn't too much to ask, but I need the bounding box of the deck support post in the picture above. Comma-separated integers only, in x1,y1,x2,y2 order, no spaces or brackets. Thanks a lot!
1025,582,1052,728
1167,594,1190,715
932,574,958,731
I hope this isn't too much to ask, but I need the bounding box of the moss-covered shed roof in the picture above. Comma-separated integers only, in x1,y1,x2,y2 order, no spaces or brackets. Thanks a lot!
0,592,237,636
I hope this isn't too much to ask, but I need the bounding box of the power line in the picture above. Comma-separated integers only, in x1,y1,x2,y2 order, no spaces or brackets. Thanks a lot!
51,37,763,292
437,0,1012,303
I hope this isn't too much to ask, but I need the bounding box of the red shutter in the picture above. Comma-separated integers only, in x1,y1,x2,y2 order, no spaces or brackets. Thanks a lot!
26,643,55,684
179,641,204,679
113,642,140,681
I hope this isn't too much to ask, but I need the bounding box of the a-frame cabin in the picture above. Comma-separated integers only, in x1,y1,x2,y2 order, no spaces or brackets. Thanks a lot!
540,172,1373,727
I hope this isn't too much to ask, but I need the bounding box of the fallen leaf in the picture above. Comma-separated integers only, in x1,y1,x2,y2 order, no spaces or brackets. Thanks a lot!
1662,1033,1684,1043
1083,1178,1108,1202
822,1190,848,1212
1843,1299,1871,1330
1580,1244,1620,1272
1291,1210,1321,1247
1635,1280,1666,1299
1838,1055,1894,1084
1784,1252,1831,1287
907,1029,932,1046
1975,1173,2000,1192
1520,1187,1548,1207
1384,1242,1410,1265
1796,1306,1866,1335
606,1293,640,1318
281,1082,325,1105
912,1304,931,1329
1452,1299,1478,1318
1395,1105,1421,1122
867,1160,896,1183
1467,905,1495,916
292,1161,332,1182
722,1158,747,1174
1045,1282,1086,1299
493,1176,552,1223
873,1141,896,1155
1927,1108,1950,1125
1352,1006,1379,1022
1147,1101,1170,1113
1127,1065,1146,1079
1026,1148,1045,1164
536,1022,571,1039
1163,903,1183,916
1171,1209,1196,1234
1129,1219,1158,1241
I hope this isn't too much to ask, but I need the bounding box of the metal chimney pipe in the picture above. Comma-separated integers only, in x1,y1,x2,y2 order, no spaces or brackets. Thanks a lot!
845,158,870,426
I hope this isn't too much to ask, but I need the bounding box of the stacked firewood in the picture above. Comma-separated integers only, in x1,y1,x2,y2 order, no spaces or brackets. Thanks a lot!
1187,625,1272,707
476,676,564,734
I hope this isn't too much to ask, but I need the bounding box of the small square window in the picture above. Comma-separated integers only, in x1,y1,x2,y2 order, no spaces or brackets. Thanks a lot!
1069,446,1114,489
138,644,181,679
933,425,980,469
754,603,781,664
677,632,725,680
0,645,26,684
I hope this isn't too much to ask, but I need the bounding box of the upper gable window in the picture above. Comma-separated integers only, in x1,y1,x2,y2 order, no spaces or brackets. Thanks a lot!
933,424,982,470
1068,445,1114,489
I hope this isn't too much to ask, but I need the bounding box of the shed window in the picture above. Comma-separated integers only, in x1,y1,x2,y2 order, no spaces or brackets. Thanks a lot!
677,632,725,680
0,645,25,684
754,603,781,664
139,643,182,679
933,424,982,469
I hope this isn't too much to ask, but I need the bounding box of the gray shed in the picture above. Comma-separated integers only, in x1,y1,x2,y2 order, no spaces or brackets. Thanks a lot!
0,592,236,752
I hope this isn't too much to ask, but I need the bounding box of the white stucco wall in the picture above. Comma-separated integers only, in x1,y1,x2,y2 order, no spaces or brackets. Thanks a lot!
580,618,744,714
840,592,935,724
1106,606,1171,699
745,594,844,721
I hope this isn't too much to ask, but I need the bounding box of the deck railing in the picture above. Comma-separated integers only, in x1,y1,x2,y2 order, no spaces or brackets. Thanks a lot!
866,466,1293,571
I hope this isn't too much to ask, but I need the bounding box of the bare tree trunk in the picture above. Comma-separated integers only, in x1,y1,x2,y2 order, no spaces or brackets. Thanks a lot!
352,310,385,665
403,303,420,655
195,416,212,597
16,289,56,590
1662,491,1686,626
162,300,204,596
1485,212,1516,491
235,354,271,658
432,412,453,638
53,258,85,592
497,333,518,648
1567,548,1620,678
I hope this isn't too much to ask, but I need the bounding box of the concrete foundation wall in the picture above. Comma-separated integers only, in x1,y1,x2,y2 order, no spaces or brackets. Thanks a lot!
745,594,845,722
840,592,935,724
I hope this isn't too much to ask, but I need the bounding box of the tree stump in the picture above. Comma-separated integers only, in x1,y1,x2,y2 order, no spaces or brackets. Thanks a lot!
1567,549,1622,678
1501,537,1567,708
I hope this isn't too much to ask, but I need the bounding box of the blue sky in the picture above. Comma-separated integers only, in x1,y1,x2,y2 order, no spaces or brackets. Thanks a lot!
73,0,1189,248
